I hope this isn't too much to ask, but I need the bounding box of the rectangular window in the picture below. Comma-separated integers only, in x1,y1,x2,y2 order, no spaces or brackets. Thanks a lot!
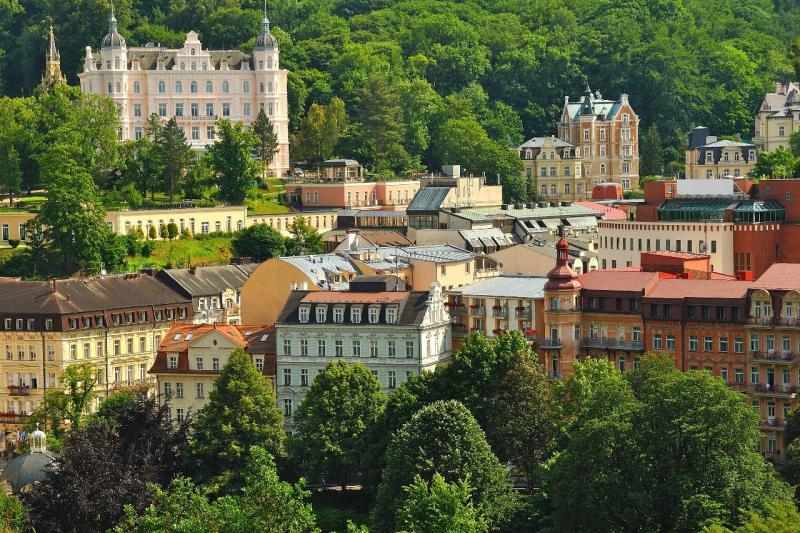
176,408,184,422
195,357,204,370
283,399,292,418
751,367,760,385
176,382,183,398
388,370,397,389
243,103,250,116
370,340,378,358
689,336,698,351
283,339,291,356
318,339,325,357
335,340,343,357
734,337,743,353
406,341,414,358
283,368,291,386
666,335,675,350
212,357,220,371
719,337,728,352
168,355,177,369
300,339,308,356
301,369,309,387
653,334,662,349
704,336,713,352
222,103,230,116
750,334,759,352
387,340,396,358
196,382,204,398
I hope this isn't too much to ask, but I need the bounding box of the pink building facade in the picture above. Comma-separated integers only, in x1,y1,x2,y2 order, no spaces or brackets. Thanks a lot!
287,181,420,210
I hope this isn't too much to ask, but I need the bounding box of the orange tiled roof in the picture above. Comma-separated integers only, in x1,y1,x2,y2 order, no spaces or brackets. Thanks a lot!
575,201,627,220
753,264,800,290
578,270,661,292
158,323,272,352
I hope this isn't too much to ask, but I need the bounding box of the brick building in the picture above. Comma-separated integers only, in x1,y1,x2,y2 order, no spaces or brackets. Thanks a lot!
538,241,800,460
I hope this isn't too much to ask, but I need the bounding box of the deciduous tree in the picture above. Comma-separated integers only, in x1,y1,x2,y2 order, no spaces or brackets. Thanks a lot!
397,473,488,533
231,223,287,261
286,216,323,256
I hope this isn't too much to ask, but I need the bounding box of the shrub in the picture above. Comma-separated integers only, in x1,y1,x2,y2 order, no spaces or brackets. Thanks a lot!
141,241,156,258
148,226,158,240
181,228,193,239
8,239,20,249
167,223,179,240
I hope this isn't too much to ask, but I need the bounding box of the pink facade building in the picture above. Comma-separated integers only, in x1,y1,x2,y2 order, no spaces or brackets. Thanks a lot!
286,181,420,210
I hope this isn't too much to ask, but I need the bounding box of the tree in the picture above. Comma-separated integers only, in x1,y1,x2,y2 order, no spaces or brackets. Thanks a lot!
397,474,488,533
154,118,193,202
208,119,258,204
291,98,347,166
148,225,157,240
32,163,110,275
293,361,386,489
751,147,798,179
231,223,287,261
789,130,800,158
704,500,800,533
112,447,317,533
252,107,280,180
24,391,190,533
167,222,179,240
546,355,793,532
286,216,323,256
188,348,285,488
640,124,665,177
0,491,26,533
371,400,514,532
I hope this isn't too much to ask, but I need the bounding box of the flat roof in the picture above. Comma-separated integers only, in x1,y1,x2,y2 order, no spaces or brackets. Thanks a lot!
449,275,548,299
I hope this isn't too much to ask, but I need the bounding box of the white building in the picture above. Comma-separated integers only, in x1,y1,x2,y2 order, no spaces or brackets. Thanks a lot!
78,10,289,174
274,276,452,429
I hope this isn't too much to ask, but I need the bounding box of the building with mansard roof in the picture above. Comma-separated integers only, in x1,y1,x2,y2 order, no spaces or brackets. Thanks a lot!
78,8,289,174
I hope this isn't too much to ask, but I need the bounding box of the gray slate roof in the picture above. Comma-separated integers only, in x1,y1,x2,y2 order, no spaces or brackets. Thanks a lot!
407,187,451,214
368,244,475,264
450,275,548,299
519,136,573,149
156,265,250,298
455,204,599,222
280,254,359,288
0,451,57,492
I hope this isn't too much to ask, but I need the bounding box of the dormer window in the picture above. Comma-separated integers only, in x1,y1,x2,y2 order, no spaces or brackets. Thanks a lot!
386,307,397,324
749,150,756,160
705,151,713,163
316,306,327,323
168,356,177,370
333,306,344,323
351,306,362,324
368,307,380,324
299,306,309,323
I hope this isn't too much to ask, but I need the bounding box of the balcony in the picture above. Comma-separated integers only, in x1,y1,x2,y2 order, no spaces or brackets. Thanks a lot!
538,338,562,349
580,337,645,351
469,305,486,317
7,385,30,396
726,382,749,393
492,307,508,318
754,384,797,397
759,418,785,431
515,307,531,319
450,306,468,317
750,351,796,364
747,317,776,328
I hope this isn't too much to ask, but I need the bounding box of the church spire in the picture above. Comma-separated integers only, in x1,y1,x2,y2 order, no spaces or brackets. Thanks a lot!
42,24,66,89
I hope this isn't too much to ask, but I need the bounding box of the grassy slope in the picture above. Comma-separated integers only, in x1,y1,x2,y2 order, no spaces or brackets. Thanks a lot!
125,236,234,271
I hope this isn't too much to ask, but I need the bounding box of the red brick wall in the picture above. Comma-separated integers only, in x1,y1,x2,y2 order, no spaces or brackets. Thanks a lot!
733,224,781,279
759,180,800,222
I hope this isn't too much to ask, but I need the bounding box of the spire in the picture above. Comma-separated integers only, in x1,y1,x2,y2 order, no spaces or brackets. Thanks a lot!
254,0,278,51
544,227,580,291
101,0,126,49
42,24,66,89
263,0,270,32
581,82,594,115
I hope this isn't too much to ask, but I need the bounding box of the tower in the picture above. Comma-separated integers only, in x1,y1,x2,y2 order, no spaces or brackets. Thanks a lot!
541,232,582,378
42,25,66,88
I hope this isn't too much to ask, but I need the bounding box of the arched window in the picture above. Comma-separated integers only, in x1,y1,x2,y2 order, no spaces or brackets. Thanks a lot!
175,81,183,93
158,80,166,93
205,81,212,93
190,81,198,93
222,80,229,93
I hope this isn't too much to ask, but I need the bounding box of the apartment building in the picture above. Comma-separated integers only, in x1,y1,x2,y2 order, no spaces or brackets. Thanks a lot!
78,11,289,173
155,265,251,324
557,85,640,191
538,238,800,459
0,274,192,432
274,277,451,428
753,82,800,151
150,324,275,422
518,136,590,202
447,276,546,348
685,127,757,179
285,180,420,210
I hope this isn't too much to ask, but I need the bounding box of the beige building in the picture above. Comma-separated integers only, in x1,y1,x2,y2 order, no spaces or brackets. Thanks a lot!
78,11,290,174
685,127,757,179
240,245,501,325
597,220,735,274
109,205,248,236
246,211,338,237
150,324,275,422
518,136,590,201
0,275,192,431
558,85,639,191
447,275,546,348
491,242,598,277
753,82,800,152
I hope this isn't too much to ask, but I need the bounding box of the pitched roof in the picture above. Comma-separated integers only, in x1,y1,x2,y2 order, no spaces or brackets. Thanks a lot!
158,265,249,297
644,279,751,299
575,201,627,220
518,136,573,149
276,289,432,326
753,264,800,290
278,254,359,288
301,291,408,304
369,244,475,263
158,323,274,353
450,275,548,299
407,187,451,213
0,275,189,315
578,270,660,293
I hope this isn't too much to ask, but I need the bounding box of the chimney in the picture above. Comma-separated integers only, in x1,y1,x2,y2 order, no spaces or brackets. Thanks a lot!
189,266,198,275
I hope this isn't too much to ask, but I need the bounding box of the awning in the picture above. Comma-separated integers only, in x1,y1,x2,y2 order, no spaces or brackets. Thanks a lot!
566,216,597,229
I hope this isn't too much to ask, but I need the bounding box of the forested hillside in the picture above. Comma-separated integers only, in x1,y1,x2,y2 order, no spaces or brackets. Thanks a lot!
1,0,799,175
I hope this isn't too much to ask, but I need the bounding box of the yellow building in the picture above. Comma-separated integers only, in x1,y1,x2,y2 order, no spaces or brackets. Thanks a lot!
0,275,192,432
753,82,800,152
518,136,590,201
685,127,757,179
245,211,338,237
150,324,275,422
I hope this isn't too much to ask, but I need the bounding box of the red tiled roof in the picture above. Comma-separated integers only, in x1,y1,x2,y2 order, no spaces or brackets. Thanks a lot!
575,201,627,220
301,291,408,304
158,324,273,352
645,279,751,299
578,270,661,292
753,264,800,290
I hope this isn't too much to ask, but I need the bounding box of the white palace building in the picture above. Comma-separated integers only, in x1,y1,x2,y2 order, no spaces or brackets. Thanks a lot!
78,10,290,175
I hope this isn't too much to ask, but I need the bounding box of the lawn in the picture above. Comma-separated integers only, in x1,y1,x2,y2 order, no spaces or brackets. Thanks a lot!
125,236,234,271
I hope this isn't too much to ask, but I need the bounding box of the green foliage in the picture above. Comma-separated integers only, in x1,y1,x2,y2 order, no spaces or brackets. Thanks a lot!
188,349,285,489
154,118,194,202
291,98,347,166
0,491,27,533
6,239,18,249
113,447,318,533
286,216,324,255
704,500,800,533
167,222,179,240
252,107,280,178
147,225,157,240
397,473,488,533
545,354,793,532
293,361,386,488
751,147,799,179
371,400,514,532
640,124,665,176
231,223,287,261
208,119,259,203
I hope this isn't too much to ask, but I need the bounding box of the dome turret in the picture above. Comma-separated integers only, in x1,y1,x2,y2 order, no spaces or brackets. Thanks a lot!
101,5,126,49
0,428,56,493
254,14,278,51
544,233,581,291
